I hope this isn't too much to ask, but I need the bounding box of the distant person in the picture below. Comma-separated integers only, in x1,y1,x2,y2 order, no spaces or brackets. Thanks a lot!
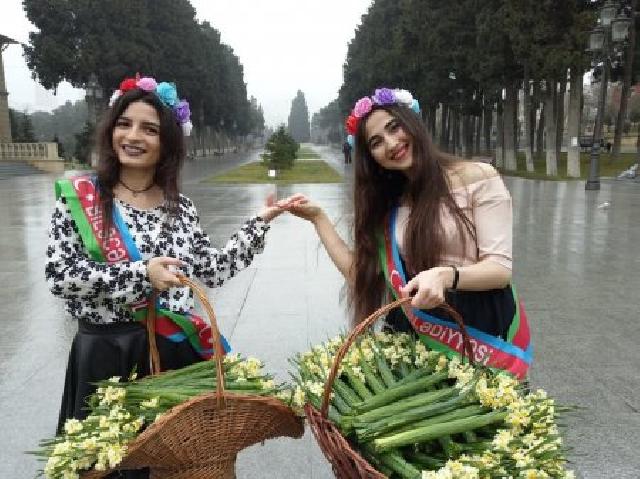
606,141,612,153
342,139,352,164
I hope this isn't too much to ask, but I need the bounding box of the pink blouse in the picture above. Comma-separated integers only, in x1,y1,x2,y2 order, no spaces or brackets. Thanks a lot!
395,174,512,270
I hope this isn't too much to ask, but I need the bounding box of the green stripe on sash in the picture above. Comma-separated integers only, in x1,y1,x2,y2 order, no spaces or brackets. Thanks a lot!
55,179,105,262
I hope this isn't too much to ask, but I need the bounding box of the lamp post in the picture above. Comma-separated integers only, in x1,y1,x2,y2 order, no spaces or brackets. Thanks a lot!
85,73,102,127
586,1,632,190
85,73,102,166
218,118,224,154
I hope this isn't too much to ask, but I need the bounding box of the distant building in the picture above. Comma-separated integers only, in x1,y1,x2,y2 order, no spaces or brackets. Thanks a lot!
0,33,19,142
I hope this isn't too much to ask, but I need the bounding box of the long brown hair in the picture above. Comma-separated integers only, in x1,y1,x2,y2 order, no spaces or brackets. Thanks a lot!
95,88,185,234
351,104,476,323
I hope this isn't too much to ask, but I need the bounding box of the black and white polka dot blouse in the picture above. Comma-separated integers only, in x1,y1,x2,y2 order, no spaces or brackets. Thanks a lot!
45,194,269,324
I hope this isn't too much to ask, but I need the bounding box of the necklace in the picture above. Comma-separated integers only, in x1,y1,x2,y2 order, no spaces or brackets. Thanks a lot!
118,179,155,197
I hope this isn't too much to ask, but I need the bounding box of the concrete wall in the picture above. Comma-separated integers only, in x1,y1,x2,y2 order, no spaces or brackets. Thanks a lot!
1,142,60,161
0,142,64,173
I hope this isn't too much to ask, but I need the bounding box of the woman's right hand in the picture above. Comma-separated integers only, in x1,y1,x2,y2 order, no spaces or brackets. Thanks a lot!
147,257,183,291
279,195,324,223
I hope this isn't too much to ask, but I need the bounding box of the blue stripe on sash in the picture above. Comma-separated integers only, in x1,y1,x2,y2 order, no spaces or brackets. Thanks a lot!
388,206,532,365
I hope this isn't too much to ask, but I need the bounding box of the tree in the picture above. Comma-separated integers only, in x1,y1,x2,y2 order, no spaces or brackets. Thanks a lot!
261,126,298,171
287,90,310,143
74,122,95,164
312,99,342,144
9,109,36,142
53,134,65,159
23,0,254,149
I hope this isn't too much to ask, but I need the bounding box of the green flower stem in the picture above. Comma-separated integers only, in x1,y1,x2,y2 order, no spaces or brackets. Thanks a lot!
398,361,412,378
375,352,398,387
356,388,474,441
358,354,386,395
333,377,361,407
405,450,444,470
373,410,508,453
353,371,449,414
390,404,488,435
353,386,457,426
378,450,422,479
343,365,374,400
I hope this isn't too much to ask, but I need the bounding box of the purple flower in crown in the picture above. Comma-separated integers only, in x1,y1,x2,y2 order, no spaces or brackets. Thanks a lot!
353,97,373,118
174,100,191,124
372,88,396,105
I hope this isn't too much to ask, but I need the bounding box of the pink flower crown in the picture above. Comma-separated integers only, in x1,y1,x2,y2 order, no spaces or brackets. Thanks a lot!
345,87,420,146
109,75,193,136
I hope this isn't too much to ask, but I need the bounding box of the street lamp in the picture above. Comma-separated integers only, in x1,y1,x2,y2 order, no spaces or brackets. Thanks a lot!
85,73,103,126
585,2,631,191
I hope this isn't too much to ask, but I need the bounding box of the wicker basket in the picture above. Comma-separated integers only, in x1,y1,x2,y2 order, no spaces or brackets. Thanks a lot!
305,298,473,479
82,276,305,478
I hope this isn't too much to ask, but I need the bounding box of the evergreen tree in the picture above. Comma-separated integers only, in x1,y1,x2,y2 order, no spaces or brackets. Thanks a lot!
9,109,37,143
287,90,311,143
262,126,298,171
74,122,95,164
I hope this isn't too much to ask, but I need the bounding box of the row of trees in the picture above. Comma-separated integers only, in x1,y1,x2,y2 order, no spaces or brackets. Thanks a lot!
23,0,264,144
314,0,640,176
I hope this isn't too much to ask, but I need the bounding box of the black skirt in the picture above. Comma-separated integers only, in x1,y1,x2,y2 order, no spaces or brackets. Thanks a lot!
384,286,517,340
58,319,202,478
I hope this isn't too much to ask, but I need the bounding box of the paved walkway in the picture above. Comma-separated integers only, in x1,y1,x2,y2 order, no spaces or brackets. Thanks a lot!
1,146,639,478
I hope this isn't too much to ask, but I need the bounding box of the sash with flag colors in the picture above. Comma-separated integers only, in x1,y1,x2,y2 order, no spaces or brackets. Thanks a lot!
377,206,532,379
55,175,230,360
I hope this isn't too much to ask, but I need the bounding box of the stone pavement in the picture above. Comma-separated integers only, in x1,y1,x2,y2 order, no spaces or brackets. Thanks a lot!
0,145,639,478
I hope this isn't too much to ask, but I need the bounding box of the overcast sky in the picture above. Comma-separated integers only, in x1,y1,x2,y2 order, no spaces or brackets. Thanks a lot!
3,0,373,126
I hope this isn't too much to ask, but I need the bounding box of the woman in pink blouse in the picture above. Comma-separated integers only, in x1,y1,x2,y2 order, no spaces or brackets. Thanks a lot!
286,88,531,374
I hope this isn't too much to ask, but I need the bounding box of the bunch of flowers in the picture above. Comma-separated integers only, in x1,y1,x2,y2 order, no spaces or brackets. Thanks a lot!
109,75,193,136
291,332,574,479
35,354,293,479
344,87,421,146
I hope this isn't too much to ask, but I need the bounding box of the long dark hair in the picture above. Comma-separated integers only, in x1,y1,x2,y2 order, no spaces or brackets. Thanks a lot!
351,104,476,323
95,88,185,234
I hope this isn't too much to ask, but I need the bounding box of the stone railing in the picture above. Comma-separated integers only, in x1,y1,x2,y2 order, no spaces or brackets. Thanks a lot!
0,142,64,173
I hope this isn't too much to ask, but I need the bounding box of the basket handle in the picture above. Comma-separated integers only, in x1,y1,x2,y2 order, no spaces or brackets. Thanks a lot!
320,297,473,418
146,275,227,408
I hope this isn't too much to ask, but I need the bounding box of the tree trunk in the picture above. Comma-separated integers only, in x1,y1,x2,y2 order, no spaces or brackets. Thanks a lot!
429,108,437,138
475,113,482,155
523,66,535,172
503,80,517,170
556,77,567,160
544,79,558,176
440,104,449,150
612,0,637,160
567,67,583,177
483,102,493,153
495,100,504,167
636,121,640,170
536,93,545,160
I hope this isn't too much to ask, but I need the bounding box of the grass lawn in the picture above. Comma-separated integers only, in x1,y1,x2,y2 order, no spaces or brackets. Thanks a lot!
296,146,322,159
205,160,342,184
498,151,637,181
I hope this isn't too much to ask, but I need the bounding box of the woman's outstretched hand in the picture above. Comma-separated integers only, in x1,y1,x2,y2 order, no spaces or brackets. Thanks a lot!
259,193,309,222
278,194,324,224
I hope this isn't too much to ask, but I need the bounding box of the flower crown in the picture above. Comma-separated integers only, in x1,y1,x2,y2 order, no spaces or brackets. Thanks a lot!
345,87,420,146
109,75,193,136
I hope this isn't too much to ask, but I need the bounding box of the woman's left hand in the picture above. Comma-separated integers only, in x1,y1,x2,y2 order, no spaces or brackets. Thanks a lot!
400,267,453,309
258,193,308,222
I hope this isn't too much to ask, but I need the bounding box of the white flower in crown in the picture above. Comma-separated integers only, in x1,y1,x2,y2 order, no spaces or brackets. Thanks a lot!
393,89,414,107
109,90,122,107
181,120,193,137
